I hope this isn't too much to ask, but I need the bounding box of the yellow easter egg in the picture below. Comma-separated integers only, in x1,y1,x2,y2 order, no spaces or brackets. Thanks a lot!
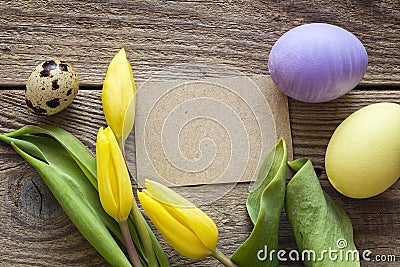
325,102,400,198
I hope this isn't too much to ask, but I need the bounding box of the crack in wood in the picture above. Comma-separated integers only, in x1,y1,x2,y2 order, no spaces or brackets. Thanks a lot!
31,179,43,216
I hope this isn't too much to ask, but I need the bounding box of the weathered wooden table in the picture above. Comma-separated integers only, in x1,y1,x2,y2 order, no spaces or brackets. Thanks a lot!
0,1,398,266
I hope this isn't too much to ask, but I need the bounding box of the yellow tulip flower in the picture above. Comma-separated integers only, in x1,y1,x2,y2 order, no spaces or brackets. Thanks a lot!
137,180,218,259
102,48,136,146
96,127,133,222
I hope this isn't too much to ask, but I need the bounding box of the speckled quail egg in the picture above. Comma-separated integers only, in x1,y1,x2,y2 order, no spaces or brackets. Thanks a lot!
26,59,79,115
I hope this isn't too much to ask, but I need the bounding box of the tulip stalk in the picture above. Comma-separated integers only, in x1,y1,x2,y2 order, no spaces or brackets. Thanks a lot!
119,220,142,267
212,249,239,267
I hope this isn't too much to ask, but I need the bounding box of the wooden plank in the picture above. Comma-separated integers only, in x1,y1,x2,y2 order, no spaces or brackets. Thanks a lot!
0,89,398,266
0,0,399,86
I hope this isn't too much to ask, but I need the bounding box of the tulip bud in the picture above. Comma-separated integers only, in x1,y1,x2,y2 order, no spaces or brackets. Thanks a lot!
137,180,218,259
102,48,136,146
96,127,133,222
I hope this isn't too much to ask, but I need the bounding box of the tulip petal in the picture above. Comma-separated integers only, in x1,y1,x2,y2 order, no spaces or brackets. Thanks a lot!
138,191,213,259
102,48,136,143
107,127,133,221
97,127,133,222
143,180,218,250
122,91,136,145
144,180,193,207
164,205,218,252
96,128,119,220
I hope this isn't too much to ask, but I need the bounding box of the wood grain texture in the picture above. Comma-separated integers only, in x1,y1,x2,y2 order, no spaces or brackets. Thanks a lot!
0,0,399,86
0,89,398,266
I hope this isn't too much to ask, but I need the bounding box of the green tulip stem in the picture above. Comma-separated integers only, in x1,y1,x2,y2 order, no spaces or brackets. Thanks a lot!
131,198,158,265
212,249,239,267
119,220,143,267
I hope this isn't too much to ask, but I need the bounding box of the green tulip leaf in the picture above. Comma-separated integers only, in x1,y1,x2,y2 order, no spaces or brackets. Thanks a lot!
7,137,131,267
286,158,360,266
0,125,170,267
1,128,121,239
6,125,98,189
231,138,287,267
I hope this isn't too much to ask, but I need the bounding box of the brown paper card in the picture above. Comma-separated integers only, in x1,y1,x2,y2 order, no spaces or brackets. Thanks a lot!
132,75,292,188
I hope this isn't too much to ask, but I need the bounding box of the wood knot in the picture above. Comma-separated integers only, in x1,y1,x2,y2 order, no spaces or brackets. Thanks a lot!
6,170,65,224
20,176,62,219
